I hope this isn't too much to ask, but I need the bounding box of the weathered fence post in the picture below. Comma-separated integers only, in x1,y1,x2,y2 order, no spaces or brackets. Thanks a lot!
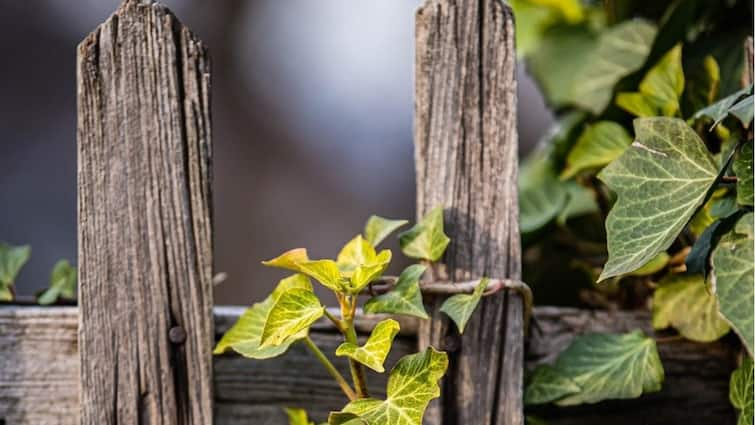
77,0,214,423
415,1,521,424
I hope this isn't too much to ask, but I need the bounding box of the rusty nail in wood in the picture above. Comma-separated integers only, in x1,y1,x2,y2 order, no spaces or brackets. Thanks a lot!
169,326,186,344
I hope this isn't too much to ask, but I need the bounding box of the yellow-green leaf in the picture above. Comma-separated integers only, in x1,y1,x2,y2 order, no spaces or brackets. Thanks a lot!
0,243,30,300
628,252,669,277
364,264,429,319
730,357,754,425
330,347,449,425
263,248,311,272
261,287,324,348
616,44,684,118
38,259,77,305
652,274,730,342
398,207,450,262
214,274,312,359
524,365,581,405
734,141,753,206
561,121,632,179
712,213,754,355
553,331,664,406
298,260,347,293
440,277,488,334
286,408,315,425
598,117,719,281
336,319,400,372
364,216,408,246
337,235,392,294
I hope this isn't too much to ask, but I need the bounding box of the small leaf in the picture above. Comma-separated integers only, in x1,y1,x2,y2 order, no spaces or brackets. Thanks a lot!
263,248,311,272
712,212,754,355
686,210,745,277
440,277,488,334
261,287,324,348
552,331,664,406
730,357,754,425
520,149,569,233
524,365,581,405
729,95,754,127
561,121,632,179
285,408,315,425
214,274,312,359
364,264,429,319
598,117,719,281
652,274,730,342
336,319,400,372
337,236,392,294
399,207,450,262
627,252,669,277
693,85,753,130
298,260,346,293
364,216,408,246
0,243,31,300
38,260,77,305
734,141,753,206
330,347,449,425
616,44,685,118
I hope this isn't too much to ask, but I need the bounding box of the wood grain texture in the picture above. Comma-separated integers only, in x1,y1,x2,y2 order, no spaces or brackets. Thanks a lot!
76,1,213,423
0,306,735,424
414,0,520,424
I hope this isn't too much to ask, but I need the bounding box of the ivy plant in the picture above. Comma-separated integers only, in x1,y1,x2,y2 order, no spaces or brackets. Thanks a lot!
513,0,753,421
0,242,76,305
216,208,489,424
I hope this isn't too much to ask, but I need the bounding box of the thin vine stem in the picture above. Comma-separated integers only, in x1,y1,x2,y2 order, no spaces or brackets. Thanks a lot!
303,336,357,401
340,295,369,398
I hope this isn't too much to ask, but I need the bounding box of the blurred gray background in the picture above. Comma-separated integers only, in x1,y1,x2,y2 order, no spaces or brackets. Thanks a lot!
0,0,552,304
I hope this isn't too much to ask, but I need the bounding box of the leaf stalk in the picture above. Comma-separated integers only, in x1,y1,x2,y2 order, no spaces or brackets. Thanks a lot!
303,336,357,401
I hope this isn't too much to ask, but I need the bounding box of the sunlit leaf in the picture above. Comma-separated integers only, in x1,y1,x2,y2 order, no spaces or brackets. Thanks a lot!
572,20,657,114
285,407,315,425
263,248,310,272
561,121,632,179
38,259,77,305
329,347,448,425
399,207,450,262
552,331,664,405
336,319,400,373
0,243,30,300
264,248,348,293
524,365,581,405
214,274,312,359
364,264,429,319
734,141,753,206
616,44,684,118
364,216,408,247
598,118,718,281
730,357,754,425
652,274,730,342
261,287,324,348
712,213,754,355
440,277,488,334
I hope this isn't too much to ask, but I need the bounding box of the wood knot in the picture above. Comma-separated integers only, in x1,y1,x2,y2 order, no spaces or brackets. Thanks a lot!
169,326,187,344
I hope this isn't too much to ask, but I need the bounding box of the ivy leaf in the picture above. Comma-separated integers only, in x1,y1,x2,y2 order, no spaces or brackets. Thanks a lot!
261,287,324,348
561,121,632,179
330,347,448,425
598,117,719,281
552,331,664,406
712,213,754,355
734,141,753,206
263,248,311,271
285,408,315,425
616,44,685,118
556,182,599,225
263,248,348,293
627,252,669,277
652,274,730,342
364,216,408,247
730,357,754,425
0,243,31,300
328,413,366,425
729,95,754,127
572,19,657,114
38,260,77,305
214,274,313,359
398,206,450,262
337,235,392,294
520,150,569,233
440,277,488,334
693,85,753,130
364,264,429,319
524,365,581,405
686,210,745,277
336,319,400,373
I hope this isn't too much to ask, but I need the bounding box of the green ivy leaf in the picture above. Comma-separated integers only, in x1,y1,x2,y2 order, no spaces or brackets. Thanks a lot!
556,182,599,225
329,347,448,425
263,249,348,293
263,248,311,271
686,209,745,277
0,243,31,300
552,331,664,406
364,264,429,319
398,207,450,262
652,274,730,342
730,357,754,425
337,235,392,294
520,150,569,233
336,318,400,373
572,20,657,114
214,274,313,359
440,277,488,334
364,216,408,247
598,117,719,281
712,213,754,355
261,287,324,348
285,408,316,425
38,260,77,305
693,85,753,130
524,365,581,405
561,121,632,179
616,44,685,118
734,141,753,206
729,95,754,127
627,252,669,277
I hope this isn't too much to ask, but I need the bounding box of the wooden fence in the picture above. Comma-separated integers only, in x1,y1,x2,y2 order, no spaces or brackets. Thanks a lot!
0,1,738,424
